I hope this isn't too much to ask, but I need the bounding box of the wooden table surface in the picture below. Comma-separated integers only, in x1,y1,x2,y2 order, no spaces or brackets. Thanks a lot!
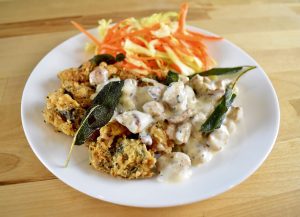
1,0,300,216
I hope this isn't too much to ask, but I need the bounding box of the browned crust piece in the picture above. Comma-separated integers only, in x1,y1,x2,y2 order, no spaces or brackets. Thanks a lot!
88,121,156,179
58,61,95,108
149,121,175,154
43,88,85,136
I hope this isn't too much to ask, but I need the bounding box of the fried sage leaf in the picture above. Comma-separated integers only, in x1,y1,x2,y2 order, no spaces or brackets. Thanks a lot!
74,105,110,145
65,80,124,166
116,53,126,62
92,80,124,107
164,70,179,85
90,53,126,65
200,66,256,133
189,66,254,78
201,87,236,133
77,81,124,145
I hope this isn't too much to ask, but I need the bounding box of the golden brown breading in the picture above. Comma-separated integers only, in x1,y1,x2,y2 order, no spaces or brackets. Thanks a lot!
149,122,174,154
58,61,94,83
88,121,156,179
110,138,156,178
60,80,94,108
88,121,131,173
98,62,118,77
43,88,85,136
43,59,161,179
115,70,141,80
58,61,96,108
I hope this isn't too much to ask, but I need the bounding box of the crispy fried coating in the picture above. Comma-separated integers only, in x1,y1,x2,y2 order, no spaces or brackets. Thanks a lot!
58,61,95,108
44,60,161,179
43,88,85,136
98,62,118,77
58,61,94,83
115,70,142,80
88,121,156,179
60,80,94,108
111,138,156,178
149,122,174,154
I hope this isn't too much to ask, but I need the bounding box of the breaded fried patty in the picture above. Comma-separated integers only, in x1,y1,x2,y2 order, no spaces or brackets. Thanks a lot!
88,122,156,179
58,61,95,108
43,88,85,136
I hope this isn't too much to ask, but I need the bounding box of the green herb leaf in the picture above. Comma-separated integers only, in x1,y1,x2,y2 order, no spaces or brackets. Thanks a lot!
64,80,124,166
189,66,254,78
165,70,179,85
201,87,235,133
92,80,124,109
90,54,116,65
90,53,126,66
116,53,126,62
74,104,111,145
78,81,124,144
200,66,256,133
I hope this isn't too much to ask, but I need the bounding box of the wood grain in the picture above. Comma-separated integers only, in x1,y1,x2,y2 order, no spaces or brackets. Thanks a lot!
0,9,210,38
0,0,300,216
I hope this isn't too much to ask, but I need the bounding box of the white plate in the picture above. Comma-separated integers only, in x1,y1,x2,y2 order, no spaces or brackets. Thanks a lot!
21,26,280,207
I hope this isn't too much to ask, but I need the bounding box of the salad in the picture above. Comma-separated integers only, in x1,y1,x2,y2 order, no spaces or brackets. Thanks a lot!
43,3,256,182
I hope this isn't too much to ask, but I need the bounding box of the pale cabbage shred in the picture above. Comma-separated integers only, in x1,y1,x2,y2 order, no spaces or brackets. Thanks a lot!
85,12,204,76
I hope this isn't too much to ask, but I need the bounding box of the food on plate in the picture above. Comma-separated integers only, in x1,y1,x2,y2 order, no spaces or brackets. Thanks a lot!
71,3,221,78
43,3,256,182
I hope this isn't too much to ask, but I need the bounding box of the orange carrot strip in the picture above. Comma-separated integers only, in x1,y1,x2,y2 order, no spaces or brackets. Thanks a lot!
106,23,160,45
123,62,141,69
151,69,162,78
170,63,182,73
154,42,166,51
174,32,206,44
129,37,147,46
104,24,129,43
191,43,210,70
71,21,102,47
178,2,189,34
177,39,194,55
187,30,222,40
146,60,159,68
102,20,125,44
138,56,157,61
126,23,160,38
161,37,191,56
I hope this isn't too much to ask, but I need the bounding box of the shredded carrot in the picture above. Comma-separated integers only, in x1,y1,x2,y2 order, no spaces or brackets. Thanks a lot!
138,56,157,61
188,30,222,40
161,37,191,57
102,19,126,43
178,3,189,34
170,63,182,73
129,37,147,46
146,60,159,68
106,23,159,44
126,23,160,38
151,69,163,78
174,32,206,44
122,61,143,70
72,3,221,77
71,21,102,47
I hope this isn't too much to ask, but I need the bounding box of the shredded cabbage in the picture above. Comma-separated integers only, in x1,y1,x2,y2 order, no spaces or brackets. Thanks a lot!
79,9,218,77
140,12,178,27
164,46,195,76
97,19,112,40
